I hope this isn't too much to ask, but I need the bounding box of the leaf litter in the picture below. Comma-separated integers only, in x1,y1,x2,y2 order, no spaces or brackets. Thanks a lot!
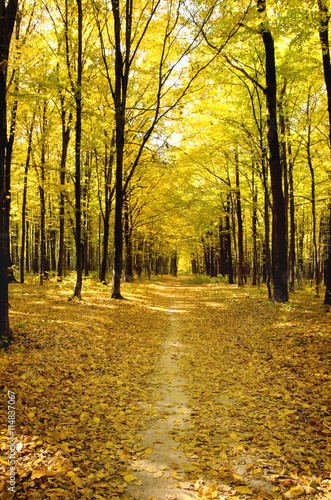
0,277,330,500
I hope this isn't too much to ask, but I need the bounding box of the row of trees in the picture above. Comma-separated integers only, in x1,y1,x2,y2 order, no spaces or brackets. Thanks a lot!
1,0,331,346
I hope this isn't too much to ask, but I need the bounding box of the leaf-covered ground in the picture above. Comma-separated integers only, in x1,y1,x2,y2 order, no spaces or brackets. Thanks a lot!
0,276,330,500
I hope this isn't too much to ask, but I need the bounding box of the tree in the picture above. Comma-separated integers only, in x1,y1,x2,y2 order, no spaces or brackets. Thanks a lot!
317,0,331,305
0,0,18,347
73,0,83,299
257,0,288,302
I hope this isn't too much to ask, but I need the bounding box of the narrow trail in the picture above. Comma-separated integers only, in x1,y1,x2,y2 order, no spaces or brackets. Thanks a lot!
127,290,195,500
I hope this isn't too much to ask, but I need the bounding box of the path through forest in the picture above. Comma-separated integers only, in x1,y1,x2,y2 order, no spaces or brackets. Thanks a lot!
1,277,331,500
126,296,194,499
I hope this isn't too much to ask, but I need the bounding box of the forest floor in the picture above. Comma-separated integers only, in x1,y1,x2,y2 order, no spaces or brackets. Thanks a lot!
0,276,331,500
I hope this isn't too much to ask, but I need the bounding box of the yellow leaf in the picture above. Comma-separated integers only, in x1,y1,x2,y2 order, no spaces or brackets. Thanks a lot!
80,412,89,422
232,473,243,481
290,486,304,496
67,471,83,488
31,469,49,480
0,458,10,466
93,416,100,425
144,448,153,454
124,474,138,482
236,486,253,494
61,442,70,452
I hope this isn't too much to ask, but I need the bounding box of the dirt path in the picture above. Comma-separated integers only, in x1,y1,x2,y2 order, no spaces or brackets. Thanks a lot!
127,306,194,499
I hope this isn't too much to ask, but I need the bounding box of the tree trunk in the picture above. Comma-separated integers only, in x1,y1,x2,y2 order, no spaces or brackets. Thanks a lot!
110,0,129,298
317,0,331,304
287,117,296,292
261,149,272,299
57,101,71,281
26,220,29,274
20,118,34,283
33,225,39,274
100,136,114,283
0,0,18,347
39,101,47,285
307,99,319,296
258,0,288,302
124,197,133,282
235,154,244,286
226,194,234,284
101,217,110,283
170,252,178,277
279,81,288,269
50,229,57,272
252,165,258,286
73,0,83,299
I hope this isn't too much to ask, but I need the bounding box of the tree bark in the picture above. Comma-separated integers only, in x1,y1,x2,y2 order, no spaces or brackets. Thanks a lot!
317,0,331,304
100,134,115,283
20,118,34,283
261,149,272,299
257,0,288,302
225,194,234,284
124,196,133,281
57,100,71,281
235,153,244,286
111,0,128,298
306,96,319,296
73,0,83,299
286,116,296,292
39,100,47,285
0,0,18,347
252,165,258,285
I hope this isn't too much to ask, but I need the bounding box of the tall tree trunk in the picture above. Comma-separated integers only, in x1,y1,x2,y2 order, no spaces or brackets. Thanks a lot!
100,135,114,283
279,81,289,269
257,0,288,302
57,101,71,281
170,252,178,277
261,149,272,299
5,11,20,285
26,220,29,274
226,194,234,284
252,165,258,286
73,0,83,299
124,196,133,281
0,0,18,346
82,152,91,277
33,225,39,274
39,101,47,285
111,0,130,298
235,153,244,286
307,98,319,296
317,0,331,305
286,117,296,292
20,118,34,283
